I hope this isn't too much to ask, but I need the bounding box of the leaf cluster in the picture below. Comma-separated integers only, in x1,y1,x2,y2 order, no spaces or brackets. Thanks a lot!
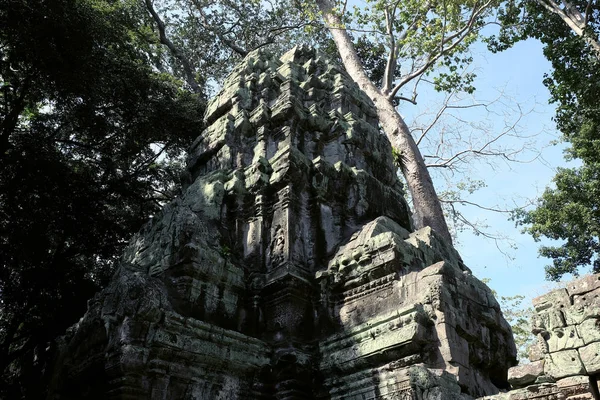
343,0,496,98
499,294,534,361
0,0,204,396
515,164,600,280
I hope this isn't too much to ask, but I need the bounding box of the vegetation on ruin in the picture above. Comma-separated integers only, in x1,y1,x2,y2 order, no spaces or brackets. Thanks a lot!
2,0,600,395
0,0,205,395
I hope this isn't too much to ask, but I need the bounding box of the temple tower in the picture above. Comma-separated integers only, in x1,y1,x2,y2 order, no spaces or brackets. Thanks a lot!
47,46,517,399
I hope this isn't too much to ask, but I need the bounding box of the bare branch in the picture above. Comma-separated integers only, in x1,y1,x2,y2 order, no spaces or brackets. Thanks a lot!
442,199,517,260
396,95,417,104
260,22,320,49
144,0,202,93
382,7,397,94
441,198,513,213
414,85,546,176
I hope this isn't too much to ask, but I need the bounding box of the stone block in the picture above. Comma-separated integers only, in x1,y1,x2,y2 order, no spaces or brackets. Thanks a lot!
556,374,593,399
437,334,469,367
572,286,600,306
533,288,570,313
508,360,545,388
578,341,600,375
528,338,545,362
565,274,600,296
546,325,584,353
576,318,600,345
507,383,560,400
544,349,586,379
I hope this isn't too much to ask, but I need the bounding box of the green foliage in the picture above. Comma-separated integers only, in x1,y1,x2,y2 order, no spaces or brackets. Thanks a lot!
354,36,390,86
514,164,600,280
391,146,404,167
152,0,331,89
499,294,535,362
0,0,204,396
341,0,496,96
482,278,534,362
491,0,600,280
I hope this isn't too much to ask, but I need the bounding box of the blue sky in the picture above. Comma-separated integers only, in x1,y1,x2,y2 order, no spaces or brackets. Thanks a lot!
417,38,575,301
342,0,582,304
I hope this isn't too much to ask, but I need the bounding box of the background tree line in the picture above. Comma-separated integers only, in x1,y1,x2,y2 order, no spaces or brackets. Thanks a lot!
0,0,207,396
1,0,599,396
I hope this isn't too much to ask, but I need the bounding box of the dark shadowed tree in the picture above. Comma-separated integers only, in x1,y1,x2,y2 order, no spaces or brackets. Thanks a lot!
0,0,205,396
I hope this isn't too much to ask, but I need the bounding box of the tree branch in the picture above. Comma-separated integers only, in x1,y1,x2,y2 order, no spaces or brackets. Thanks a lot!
388,0,493,100
536,0,600,56
423,103,537,169
315,0,382,98
382,7,397,94
144,0,203,93
191,0,249,56
584,0,593,26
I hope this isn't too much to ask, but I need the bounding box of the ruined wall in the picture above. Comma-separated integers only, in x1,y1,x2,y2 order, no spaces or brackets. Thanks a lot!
47,46,517,400
485,273,600,400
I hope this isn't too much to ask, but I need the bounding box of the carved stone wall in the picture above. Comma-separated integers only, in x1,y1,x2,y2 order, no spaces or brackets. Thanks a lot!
46,46,517,400
484,273,600,400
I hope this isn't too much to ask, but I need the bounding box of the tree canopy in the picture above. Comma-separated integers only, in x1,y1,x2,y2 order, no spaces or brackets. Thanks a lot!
0,0,205,395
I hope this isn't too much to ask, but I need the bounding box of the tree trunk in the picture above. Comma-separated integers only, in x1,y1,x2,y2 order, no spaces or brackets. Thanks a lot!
316,0,453,244
376,99,453,244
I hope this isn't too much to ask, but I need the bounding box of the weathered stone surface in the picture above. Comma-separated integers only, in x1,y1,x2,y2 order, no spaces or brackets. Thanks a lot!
578,318,600,345
508,360,545,388
316,221,516,398
579,341,600,375
565,274,600,296
557,375,595,399
545,350,586,379
496,273,600,399
46,46,517,399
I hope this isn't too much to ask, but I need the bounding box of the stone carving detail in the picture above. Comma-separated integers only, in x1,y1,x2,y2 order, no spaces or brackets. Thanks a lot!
486,273,600,400
46,46,517,399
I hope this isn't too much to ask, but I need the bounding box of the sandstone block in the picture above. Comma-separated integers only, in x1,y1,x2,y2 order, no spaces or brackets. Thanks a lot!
565,274,600,296
528,338,545,362
544,349,586,379
546,324,584,353
533,288,570,313
578,341,600,375
577,318,600,345
508,360,545,388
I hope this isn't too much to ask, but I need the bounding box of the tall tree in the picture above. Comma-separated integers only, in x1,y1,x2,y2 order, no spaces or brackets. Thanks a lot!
312,0,505,245
0,0,205,396
490,0,600,280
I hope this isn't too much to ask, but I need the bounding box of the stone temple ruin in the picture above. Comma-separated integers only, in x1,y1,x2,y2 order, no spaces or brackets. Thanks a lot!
46,46,600,399
491,274,600,400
